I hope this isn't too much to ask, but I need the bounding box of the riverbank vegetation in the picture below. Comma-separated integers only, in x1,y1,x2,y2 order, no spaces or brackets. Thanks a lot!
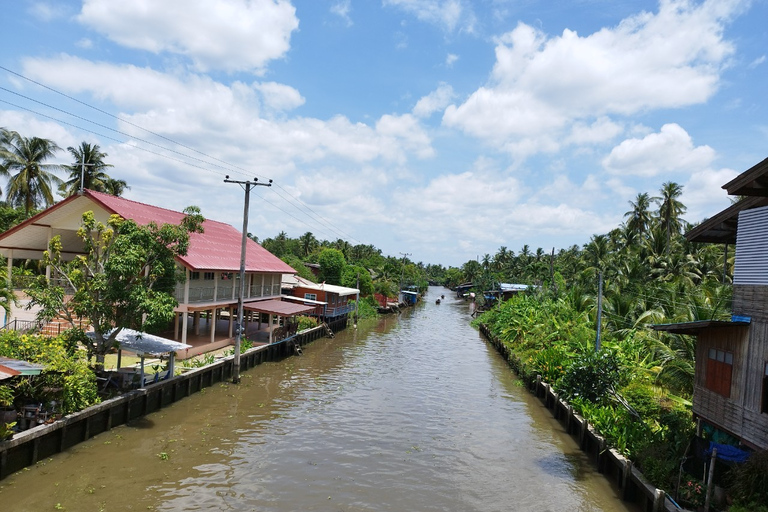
260,231,429,304
466,182,768,509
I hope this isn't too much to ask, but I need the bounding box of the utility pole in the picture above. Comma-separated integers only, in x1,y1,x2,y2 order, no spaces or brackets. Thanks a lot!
354,272,359,328
224,175,272,384
595,271,603,352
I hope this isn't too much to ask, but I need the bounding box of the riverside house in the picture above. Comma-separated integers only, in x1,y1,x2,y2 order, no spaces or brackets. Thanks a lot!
0,189,298,356
282,275,358,322
654,157,768,451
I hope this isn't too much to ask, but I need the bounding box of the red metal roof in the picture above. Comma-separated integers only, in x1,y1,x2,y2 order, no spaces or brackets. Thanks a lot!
85,190,295,273
243,299,316,316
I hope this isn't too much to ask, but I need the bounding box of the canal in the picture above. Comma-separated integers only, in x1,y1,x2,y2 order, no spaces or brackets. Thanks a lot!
0,287,635,511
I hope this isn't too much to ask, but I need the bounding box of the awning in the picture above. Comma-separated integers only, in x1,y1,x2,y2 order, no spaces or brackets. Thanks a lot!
282,295,328,306
651,319,750,335
0,356,45,377
87,329,192,357
243,299,316,316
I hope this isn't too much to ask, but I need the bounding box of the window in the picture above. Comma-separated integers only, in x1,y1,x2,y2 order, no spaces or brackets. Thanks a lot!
304,293,317,301
762,363,768,414
706,348,733,398
189,271,200,280
221,272,233,280
204,272,215,280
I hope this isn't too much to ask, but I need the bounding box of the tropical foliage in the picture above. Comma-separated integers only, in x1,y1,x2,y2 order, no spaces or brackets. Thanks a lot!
472,182,732,497
59,141,128,197
26,208,204,368
0,128,63,217
0,330,99,415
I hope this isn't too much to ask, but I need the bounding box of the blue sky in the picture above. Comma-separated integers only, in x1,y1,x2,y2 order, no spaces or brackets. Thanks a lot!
1,0,767,267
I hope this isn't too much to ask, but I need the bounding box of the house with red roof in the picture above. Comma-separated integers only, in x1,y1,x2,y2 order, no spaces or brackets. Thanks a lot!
0,189,300,353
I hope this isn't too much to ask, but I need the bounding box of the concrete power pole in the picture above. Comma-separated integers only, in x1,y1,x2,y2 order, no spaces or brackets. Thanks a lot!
224,175,272,384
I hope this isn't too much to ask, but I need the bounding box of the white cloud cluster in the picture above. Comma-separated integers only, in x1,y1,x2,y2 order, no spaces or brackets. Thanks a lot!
444,0,741,157
413,83,455,118
383,0,472,33
602,123,716,177
77,0,299,73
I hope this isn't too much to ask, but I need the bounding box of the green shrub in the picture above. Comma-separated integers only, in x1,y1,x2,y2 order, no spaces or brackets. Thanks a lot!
620,381,661,417
558,348,622,405
529,346,569,385
0,330,99,414
728,450,768,508
297,316,319,331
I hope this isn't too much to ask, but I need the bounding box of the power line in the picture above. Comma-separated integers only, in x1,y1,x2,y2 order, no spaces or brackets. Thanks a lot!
0,66,363,245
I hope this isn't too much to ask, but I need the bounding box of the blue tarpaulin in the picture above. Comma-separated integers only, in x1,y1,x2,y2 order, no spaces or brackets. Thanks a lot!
707,441,751,463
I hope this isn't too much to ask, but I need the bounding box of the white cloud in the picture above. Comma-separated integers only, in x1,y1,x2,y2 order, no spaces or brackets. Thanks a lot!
383,0,471,33
682,166,739,223
413,83,455,118
446,53,459,67
748,55,766,68
444,0,741,158
602,123,716,177
75,38,93,49
28,2,68,22
566,117,623,146
254,82,305,112
77,0,299,73
331,0,353,26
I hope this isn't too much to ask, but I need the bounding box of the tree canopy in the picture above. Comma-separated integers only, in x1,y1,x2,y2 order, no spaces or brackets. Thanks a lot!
27,207,204,367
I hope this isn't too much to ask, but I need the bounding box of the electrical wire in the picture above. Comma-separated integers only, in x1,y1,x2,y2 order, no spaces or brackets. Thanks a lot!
0,66,363,245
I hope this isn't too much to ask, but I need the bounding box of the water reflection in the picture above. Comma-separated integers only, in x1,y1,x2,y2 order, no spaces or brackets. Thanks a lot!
1,287,634,512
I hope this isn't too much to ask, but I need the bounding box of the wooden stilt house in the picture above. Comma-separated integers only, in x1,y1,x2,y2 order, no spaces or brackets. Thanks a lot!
654,158,768,450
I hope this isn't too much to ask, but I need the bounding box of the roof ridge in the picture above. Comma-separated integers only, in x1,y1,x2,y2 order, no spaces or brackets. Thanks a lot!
85,189,234,229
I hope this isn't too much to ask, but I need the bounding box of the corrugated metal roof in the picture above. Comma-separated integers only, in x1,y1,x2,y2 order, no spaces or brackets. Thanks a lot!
243,299,316,316
0,191,297,275
0,356,45,376
734,206,768,285
86,329,192,357
84,191,296,274
285,275,359,296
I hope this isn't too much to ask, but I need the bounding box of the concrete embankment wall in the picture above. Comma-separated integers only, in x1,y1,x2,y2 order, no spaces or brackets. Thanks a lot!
479,324,687,512
0,320,343,480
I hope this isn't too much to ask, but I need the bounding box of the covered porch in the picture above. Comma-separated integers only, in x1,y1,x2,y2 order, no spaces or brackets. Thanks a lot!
168,298,316,358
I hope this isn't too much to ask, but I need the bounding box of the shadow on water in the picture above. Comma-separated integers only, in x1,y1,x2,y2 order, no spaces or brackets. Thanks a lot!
127,417,156,429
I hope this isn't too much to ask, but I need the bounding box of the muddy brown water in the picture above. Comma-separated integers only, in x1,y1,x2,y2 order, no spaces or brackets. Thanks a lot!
0,287,637,512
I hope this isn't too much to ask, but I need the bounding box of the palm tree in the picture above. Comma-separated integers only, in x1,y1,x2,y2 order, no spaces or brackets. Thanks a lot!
299,231,318,257
103,177,129,196
0,130,62,217
655,182,686,253
59,142,115,196
0,127,12,197
624,192,653,240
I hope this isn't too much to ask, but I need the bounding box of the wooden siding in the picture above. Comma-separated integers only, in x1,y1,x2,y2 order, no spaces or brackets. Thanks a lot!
733,284,768,320
693,299,768,449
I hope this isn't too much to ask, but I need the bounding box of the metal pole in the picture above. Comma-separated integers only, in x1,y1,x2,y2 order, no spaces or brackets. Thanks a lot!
80,153,85,193
354,272,359,328
596,271,603,351
225,176,272,384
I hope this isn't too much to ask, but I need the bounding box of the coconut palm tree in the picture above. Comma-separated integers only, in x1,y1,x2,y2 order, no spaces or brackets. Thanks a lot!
624,192,653,241
655,182,686,253
103,177,129,196
0,130,62,217
59,142,121,196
